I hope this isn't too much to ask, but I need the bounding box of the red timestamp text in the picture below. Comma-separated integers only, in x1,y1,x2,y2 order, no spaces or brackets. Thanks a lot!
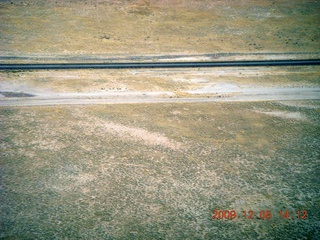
212,210,307,220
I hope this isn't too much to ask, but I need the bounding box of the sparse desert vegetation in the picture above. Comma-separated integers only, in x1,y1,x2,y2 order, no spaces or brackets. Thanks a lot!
0,0,319,239
0,0,319,56
1,102,320,239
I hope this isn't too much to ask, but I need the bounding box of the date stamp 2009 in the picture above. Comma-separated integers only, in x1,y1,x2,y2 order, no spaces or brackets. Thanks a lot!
212,210,307,220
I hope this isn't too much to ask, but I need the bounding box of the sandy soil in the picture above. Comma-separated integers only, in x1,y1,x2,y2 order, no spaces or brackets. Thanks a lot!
0,0,319,57
0,85,319,106
1,65,319,106
1,1,319,239
1,101,320,239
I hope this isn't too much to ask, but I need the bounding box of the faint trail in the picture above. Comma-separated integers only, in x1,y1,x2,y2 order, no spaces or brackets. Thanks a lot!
0,87,319,106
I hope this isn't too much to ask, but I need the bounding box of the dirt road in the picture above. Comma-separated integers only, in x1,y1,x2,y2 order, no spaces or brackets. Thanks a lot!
1,86,319,106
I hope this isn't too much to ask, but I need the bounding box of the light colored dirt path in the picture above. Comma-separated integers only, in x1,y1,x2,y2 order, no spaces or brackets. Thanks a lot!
0,86,319,106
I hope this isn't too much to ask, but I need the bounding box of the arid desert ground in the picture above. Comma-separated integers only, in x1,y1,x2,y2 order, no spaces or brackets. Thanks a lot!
0,0,319,239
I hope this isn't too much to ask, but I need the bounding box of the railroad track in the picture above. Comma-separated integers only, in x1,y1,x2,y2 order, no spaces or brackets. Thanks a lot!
0,59,320,70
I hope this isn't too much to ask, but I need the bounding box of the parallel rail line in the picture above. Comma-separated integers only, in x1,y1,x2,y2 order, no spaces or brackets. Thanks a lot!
0,59,319,70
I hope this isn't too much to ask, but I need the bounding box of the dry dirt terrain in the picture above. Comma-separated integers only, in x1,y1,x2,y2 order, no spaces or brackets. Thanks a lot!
0,0,320,239
0,0,319,58
1,102,320,239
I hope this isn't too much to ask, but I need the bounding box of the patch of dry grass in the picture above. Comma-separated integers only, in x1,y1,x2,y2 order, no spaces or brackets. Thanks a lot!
0,0,319,56
1,101,319,239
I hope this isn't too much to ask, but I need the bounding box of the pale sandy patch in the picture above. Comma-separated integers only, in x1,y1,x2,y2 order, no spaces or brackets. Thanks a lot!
75,173,96,184
77,116,182,150
100,121,181,149
170,110,182,115
254,110,308,121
